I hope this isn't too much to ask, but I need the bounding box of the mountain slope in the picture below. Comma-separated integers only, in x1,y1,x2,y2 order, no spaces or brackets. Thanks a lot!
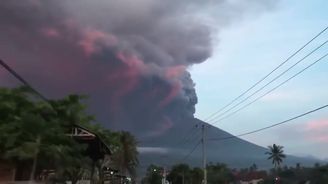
138,118,320,170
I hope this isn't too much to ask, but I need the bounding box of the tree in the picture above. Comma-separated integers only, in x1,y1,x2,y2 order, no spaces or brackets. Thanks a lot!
48,94,97,182
111,131,139,181
166,163,234,184
207,163,233,184
47,94,95,128
0,87,140,183
0,87,92,182
0,87,70,181
266,144,286,169
310,164,328,183
190,167,203,184
167,164,191,184
250,163,257,171
52,145,91,184
142,165,163,184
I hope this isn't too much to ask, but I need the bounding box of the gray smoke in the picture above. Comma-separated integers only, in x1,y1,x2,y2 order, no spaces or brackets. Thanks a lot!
0,0,276,138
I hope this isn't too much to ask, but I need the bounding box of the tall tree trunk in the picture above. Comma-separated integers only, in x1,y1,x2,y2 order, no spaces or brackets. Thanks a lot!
71,174,79,184
29,136,41,183
12,167,16,181
90,160,96,184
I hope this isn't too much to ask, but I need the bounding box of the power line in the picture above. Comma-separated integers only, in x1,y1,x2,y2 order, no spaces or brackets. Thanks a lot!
212,51,328,124
138,124,201,165
154,129,202,165
176,124,200,146
171,124,203,164
165,130,202,165
141,124,201,168
208,104,328,141
181,139,202,162
209,39,328,123
204,25,328,122
138,123,199,146
179,126,201,146
161,127,200,154
0,59,48,102
145,135,202,168
2,58,203,170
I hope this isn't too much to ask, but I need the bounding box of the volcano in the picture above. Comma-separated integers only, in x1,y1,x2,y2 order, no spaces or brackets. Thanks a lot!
138,118,320,170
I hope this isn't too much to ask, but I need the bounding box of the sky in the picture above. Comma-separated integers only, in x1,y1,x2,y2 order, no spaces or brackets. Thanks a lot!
191,0,328,159
0,0,328,161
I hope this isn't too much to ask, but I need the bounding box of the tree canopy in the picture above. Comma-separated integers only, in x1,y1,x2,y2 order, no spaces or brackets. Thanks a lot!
0,86,139,183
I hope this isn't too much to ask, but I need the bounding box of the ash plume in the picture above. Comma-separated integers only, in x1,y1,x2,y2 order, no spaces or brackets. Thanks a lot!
0,0,276,137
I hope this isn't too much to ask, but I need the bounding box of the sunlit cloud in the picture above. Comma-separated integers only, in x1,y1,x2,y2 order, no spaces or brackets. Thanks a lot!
304,119,328,143
305,119,328,131
79,29,118,56
41,27,60,38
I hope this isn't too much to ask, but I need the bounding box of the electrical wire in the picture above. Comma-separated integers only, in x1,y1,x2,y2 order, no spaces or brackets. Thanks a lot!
180,140,202,162
0,59,48,102
204,26,328,122
209,104,328,141
212,51,328,124
209,39,328,123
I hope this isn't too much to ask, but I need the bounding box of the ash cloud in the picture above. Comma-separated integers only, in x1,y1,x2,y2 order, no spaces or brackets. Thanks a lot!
0,0,276,138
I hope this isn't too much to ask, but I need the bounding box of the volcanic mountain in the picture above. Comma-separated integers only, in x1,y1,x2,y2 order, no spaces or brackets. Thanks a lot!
138,118,320,170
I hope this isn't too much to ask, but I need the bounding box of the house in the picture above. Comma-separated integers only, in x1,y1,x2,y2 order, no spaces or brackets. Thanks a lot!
234,171,267,184
240,178,264,184
67,124,112,162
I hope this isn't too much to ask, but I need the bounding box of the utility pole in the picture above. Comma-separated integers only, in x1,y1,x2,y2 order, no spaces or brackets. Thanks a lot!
162,167,167,184
202,124,207,184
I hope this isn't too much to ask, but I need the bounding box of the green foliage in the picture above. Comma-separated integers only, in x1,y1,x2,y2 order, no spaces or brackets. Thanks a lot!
0,87,93,181
190,167,203,184
166,163,232,184
207,163,233,184
262,163,328,184
167,163,191,184
142,165,163,184
0,86,139,183
48,94,94,127
0,87,61,161
146,161,328,184
111,131,139,178
308,164,328,183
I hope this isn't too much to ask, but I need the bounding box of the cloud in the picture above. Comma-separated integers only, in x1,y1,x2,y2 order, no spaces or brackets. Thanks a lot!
137,147,169,154
0,0,277,138
276,118,328,144
79,29,118,57
41,27,60,38
304,119,328,143
305,119,328,131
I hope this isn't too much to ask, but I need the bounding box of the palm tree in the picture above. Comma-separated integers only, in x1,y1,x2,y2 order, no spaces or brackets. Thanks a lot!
112,131,139,181
266,144,286,169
